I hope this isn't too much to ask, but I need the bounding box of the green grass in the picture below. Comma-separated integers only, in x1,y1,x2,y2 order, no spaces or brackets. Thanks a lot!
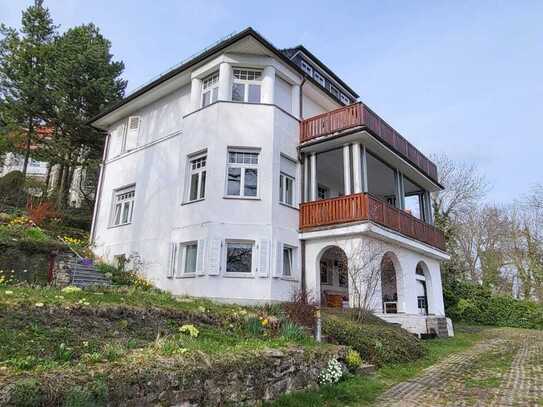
0,285,318,376
269,325,489,406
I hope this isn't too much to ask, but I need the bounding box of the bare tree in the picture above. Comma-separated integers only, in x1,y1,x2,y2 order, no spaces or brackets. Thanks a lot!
335,239,386,321
430,153,490,221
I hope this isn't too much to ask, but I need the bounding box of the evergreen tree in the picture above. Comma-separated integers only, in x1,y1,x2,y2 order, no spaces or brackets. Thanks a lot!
39,23,126,208
0,0,56,177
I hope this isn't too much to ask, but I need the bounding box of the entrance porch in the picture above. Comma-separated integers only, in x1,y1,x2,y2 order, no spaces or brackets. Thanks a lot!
303,234,453,337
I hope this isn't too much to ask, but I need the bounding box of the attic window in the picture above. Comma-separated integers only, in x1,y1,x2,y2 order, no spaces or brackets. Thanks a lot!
329,84,340,98
340,94,350,105
300,60,313,76
313,70,325,87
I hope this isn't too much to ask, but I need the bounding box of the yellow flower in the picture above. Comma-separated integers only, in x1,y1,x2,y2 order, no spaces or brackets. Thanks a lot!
35,302,44,307
5,290,13,295
261,318,269,327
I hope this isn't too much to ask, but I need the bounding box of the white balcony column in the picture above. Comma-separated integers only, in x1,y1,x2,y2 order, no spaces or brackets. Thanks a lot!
395,172,405,209
190,77,203,111
310,152,317,201
261,65,276,104
343,144,352,196
352,142,362,194
304,153,309,202
361,144,368,193
218,62,233,101
291,84,300,118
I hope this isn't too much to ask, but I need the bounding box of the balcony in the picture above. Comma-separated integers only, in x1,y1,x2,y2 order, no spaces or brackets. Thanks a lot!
299,193,446,251
300,102,438,183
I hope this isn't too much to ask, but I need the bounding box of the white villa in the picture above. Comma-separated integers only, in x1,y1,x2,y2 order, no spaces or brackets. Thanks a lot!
89,28,452,337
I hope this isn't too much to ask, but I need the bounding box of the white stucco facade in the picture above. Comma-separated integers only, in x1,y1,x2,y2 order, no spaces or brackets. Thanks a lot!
90,29,451,335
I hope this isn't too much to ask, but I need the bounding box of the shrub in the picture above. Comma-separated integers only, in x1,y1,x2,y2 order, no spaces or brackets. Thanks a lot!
22,226,49,242
345,349,363,369
323,314,425,366
282,289,317,330
444,280,543,329
26,200,59,226
95,262,152,290
318,359,343,385
179,324,199,338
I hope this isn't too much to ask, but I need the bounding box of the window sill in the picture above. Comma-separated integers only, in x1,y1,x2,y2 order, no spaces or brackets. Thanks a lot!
175,273,197,279
223,195,261,201
182,198,205,206
279,276,299,282
223,272,255,279
279,202,299,210
107,223,132,230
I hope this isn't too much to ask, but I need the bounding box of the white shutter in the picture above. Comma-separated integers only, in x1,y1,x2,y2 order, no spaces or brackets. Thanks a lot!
124,116,140,151
196,239,206,275
273,241,283,278
167,242,177,278
257,240,270,277
207,239,222,275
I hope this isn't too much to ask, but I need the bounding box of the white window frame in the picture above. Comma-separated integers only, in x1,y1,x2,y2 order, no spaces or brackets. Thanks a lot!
279,172,295,207
300,59,313,76
185,152,207,203
201,71,219,107
175,242,198,277
224,240,255,276
225,148,260,199
231,68,262,103
313,70,325,86
110,185,136,227
340,93,350,105
329,84,340,98
282,245,295,278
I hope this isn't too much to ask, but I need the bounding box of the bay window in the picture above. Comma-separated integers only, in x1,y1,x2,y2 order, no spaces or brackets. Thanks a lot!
226,241,254,273
201,72,219,107
232,69,262,103
226,149,259,198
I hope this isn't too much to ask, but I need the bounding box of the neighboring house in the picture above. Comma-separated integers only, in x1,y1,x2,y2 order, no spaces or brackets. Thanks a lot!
0,127,95,208
89,28,452,336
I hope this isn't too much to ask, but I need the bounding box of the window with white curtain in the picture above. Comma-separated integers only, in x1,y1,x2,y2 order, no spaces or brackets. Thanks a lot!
232,68,262,103
111,185,135,226
282,246,293,277
226,149,259,198
201,72,219,107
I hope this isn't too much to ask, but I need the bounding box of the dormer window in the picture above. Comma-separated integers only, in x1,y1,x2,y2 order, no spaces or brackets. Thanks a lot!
201,72,219,107
313,70,325,87
300,59,313,76
232,68,262,103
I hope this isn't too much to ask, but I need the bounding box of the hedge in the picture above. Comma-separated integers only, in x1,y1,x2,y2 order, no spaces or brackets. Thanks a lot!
322,314,425,366
444,280,543,330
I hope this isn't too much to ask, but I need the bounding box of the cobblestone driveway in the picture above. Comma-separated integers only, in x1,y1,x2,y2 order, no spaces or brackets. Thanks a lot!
376,328,543,407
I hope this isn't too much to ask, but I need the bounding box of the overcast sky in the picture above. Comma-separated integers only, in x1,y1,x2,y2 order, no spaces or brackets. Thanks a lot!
2,1,542,203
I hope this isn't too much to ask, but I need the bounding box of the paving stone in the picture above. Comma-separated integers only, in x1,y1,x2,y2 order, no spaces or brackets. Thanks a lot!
375,329,543,407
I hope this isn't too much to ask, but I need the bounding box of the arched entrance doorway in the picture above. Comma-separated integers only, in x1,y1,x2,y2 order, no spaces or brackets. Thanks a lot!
416,262,432,315
319,246,348,308
381,253,399,314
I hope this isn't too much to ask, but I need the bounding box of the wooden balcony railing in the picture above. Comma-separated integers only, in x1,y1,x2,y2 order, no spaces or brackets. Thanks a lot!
299,193,446,251
299,102,439,183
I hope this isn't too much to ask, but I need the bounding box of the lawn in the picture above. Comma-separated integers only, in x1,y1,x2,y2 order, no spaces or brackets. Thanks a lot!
268,325,489,406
